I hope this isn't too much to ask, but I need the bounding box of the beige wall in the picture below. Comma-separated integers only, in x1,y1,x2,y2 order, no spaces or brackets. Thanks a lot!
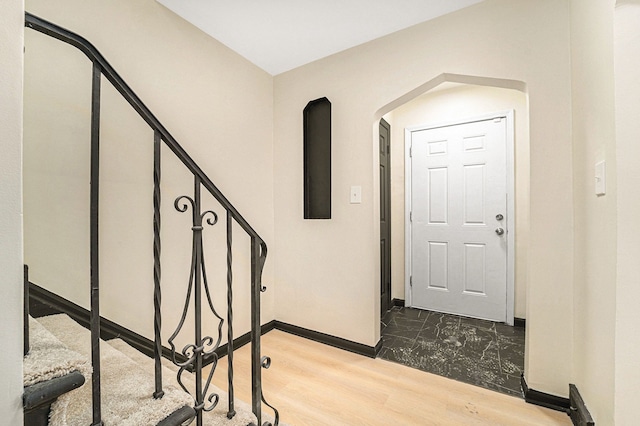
274,0,573,395
384,84,529,319
614,1,640,424
23,0,275,350
569,0,617,423
0,0,25,422
23,0,640,412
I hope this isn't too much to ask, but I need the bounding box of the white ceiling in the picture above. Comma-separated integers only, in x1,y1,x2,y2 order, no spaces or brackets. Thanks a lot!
156,0,484,75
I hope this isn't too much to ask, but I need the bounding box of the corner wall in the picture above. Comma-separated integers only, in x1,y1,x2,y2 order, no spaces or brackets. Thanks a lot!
569,0,617,423
614,1,640,423
0,0,25,422
274,0,573,396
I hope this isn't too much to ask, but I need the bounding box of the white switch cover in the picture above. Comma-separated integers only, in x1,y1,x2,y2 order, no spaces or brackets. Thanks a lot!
595,161,606,196
350,186,362,204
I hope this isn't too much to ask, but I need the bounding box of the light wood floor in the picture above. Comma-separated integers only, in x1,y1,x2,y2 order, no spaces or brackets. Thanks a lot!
209,330,571,425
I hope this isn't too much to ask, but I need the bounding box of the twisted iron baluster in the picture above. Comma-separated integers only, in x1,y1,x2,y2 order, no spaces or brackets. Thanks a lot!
226,211,235,419
153,130,164,399
168,176,224,425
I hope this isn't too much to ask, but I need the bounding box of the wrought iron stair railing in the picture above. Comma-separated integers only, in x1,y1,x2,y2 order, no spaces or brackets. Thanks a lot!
24,12,279,426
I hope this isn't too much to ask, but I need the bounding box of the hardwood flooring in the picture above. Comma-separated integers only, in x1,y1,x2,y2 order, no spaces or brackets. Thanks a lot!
209,330,571,425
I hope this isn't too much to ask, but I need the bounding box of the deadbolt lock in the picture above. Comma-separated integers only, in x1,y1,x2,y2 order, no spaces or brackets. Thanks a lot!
496,214,504,221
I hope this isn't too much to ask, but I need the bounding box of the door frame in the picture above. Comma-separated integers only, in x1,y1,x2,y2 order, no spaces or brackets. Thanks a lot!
404,110,515,325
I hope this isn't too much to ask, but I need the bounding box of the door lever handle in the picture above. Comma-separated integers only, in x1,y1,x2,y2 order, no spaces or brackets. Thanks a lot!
495,228,505,236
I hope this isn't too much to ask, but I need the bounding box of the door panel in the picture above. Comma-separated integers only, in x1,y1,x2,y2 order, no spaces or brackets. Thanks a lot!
427,241,448,290
463,164,485,224
464,243,486,295
410,117,507,322
428,167,448,224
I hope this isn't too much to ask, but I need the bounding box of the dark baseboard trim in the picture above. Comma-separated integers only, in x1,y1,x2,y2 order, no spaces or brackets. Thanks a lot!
373,338,383,357
202,320,276,365
30,282,190,363
391,298,405,308
521,374,570,413
568,384,595,426
29,282,274,367
30,282,381,363
273,321,379,358
262,319,278,334
514,317,526,328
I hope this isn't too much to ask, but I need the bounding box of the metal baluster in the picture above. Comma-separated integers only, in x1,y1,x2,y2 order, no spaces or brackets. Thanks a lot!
153,130,164,399
250,237,262,425
169,186,222,424
193,176,204,426
257,242,278,426
24,264,29,356
226,211,235,419
90,61,103,426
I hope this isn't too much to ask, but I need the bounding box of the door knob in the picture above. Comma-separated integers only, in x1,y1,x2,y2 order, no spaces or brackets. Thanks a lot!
495,228,505,236
496,214,504,221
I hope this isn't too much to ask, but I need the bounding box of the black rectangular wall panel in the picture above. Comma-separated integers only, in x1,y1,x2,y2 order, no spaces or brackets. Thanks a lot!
304,97,331,219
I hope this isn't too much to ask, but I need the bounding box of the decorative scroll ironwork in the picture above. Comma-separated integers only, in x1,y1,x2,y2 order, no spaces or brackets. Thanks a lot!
249,240,279,426
259,356,280,426
258,243,279,426
168,179,224,425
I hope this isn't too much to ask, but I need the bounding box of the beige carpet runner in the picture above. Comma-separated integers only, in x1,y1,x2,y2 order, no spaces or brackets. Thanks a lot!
31,314,278,426
24,317,91,387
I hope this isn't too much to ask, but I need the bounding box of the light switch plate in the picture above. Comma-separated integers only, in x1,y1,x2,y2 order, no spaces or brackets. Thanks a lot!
350,186,362,204
595,161,606,196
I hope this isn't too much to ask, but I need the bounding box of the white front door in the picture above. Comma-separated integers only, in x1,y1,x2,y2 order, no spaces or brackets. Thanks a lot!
408,115,509,322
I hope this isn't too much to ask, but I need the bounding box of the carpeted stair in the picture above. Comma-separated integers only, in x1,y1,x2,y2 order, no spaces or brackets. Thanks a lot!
108,339,260,426
27,314,279,425
23,317,89,424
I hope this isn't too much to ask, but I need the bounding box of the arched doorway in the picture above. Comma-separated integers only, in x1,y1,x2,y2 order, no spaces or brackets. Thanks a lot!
376,74,530,397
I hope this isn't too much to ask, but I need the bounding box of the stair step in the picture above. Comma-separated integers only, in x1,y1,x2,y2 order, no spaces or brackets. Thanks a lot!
24,317,91,387
36,314,194,426
34,314,284,426
24,317,90,426
108,338,266,426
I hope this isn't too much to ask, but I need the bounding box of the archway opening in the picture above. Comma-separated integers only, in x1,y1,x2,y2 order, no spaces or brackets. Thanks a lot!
374,73,530,397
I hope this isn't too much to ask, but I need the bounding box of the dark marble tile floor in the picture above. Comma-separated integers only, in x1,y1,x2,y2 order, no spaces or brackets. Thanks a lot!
378,306,525,397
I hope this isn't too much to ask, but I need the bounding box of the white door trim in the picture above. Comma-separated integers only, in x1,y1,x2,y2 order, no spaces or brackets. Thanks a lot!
404,110,515,325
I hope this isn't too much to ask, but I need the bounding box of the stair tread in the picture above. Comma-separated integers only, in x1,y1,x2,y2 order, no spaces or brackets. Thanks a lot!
108,338,264,426
36,314,194,426
24,317,91,388
35,314,284,426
